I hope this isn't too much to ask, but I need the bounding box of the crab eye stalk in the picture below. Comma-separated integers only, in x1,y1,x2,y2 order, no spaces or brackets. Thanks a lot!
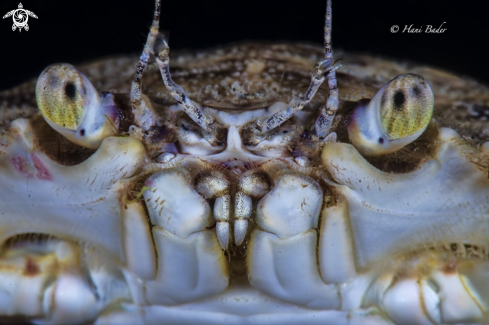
36,64,120,149
347,73,434,156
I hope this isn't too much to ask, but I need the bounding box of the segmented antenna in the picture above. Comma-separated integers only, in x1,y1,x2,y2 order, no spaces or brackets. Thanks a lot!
324,0,333,62
156,42,216,132
133,0,221,141
315,0,340,138
250,0,340,136
251,61,332,134
131,0,161,110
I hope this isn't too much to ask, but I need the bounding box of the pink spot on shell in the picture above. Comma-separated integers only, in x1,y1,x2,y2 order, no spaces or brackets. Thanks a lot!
11,156,33,178
31,154,52,180
145,179,154,187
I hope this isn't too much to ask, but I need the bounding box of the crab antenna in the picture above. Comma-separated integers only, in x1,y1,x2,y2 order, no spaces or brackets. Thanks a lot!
315,0,340,138
132,0,220,138
156,43,218,132
131,0,161,110
324,0,333,61
248,0,341,135
250,61,334,134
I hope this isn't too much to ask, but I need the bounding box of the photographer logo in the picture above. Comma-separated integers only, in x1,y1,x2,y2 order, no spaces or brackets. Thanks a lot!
2,3,38,32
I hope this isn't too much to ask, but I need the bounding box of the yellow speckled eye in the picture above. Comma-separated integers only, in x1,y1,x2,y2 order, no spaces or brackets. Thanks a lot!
380,74,433,140
35,64,120,149
347,73,434,156
36,64,87,130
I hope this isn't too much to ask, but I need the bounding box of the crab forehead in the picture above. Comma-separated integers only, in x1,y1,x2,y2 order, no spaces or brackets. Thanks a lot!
145,44,327,110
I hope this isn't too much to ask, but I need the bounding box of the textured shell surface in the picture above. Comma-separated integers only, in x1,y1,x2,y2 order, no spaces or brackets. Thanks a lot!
1,1,489,325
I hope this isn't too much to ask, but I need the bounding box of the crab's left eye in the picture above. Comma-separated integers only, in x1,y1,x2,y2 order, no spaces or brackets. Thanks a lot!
36,64,120,149
347,73,434,155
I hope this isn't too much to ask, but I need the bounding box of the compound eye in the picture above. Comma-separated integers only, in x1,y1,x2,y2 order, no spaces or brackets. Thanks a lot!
380,74,434,140
347,73,434,156
36,64,120,149
36,64,86,130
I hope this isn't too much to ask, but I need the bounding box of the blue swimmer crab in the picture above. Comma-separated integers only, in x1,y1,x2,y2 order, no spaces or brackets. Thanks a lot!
1,1,489,324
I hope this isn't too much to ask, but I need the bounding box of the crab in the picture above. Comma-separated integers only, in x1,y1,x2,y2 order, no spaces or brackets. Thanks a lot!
1,0,489,324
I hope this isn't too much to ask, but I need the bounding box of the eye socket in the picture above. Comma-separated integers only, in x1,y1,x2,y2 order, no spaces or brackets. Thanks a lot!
36,64,87,131
177,115,226,155
36,64,120,149
347,73,434,156
242,119,300,158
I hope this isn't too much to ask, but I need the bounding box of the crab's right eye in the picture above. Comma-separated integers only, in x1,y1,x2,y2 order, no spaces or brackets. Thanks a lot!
347,73,434,156
36,64,120,149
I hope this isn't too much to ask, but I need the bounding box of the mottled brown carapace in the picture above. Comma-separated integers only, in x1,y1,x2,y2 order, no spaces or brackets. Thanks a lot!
3,43,489,140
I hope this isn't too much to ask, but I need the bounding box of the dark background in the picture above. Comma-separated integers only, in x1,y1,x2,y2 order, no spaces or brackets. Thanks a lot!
0,0,488,91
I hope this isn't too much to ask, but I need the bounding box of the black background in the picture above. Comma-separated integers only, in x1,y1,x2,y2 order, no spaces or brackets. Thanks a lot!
0,0,488,91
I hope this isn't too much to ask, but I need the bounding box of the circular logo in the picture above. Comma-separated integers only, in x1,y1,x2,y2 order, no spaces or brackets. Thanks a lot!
13,9,28,28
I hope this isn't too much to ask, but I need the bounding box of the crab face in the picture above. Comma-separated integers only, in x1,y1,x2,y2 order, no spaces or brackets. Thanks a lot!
1,1,489,325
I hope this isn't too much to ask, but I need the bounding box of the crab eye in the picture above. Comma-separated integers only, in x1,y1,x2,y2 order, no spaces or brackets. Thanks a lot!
36,64,120,149
347,73,434,155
